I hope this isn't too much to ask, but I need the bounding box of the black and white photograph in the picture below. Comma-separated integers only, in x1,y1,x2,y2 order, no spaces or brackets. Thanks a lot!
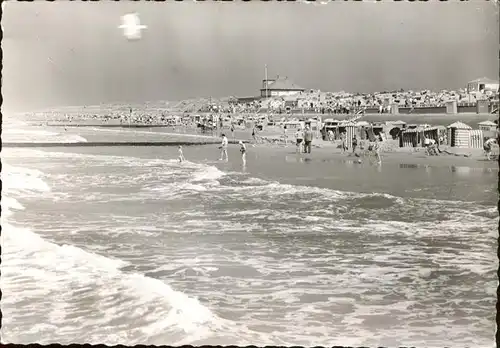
1,1,498,347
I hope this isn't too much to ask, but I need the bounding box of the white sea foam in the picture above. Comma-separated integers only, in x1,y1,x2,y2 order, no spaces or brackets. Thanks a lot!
87,127,217,139
191,165,226,183
5,129,59,136
2,128,88,143
1,147,495,347
0,160,230,345
1,164,51,194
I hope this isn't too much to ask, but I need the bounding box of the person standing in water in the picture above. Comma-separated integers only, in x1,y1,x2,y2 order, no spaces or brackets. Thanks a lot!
178,145,186,163
219,133,229,161
372,138,382,165
340,132,347,153
231,123,235,139
295,127,304,154
352,135,358,155
303,125,313,154
239,140,247,166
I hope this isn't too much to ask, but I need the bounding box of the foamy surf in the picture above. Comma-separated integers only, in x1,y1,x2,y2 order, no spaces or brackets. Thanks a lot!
1,147,496,347
1,160,231,345
88,126,217,139
2,128,88,143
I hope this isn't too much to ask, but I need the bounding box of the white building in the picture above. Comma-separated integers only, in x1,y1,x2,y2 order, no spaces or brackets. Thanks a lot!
466,77,499,93
260,76,305,98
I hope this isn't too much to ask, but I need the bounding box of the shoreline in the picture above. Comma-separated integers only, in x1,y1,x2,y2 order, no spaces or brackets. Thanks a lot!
6,122,498,169
246,143,498,169
2,140,248,148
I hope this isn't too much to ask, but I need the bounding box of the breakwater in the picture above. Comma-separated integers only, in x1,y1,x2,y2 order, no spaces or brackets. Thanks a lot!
3,140,247,148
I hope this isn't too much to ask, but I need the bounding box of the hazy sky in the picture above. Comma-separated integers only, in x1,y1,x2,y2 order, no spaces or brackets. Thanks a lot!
2,1,498,112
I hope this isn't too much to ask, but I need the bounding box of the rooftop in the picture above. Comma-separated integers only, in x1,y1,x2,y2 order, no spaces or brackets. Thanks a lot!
262,76,304,91
468,77,499,84
448,121,472,130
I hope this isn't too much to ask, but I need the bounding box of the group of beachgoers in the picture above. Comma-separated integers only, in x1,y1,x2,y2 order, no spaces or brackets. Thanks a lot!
190,87,499,117
177,133,247,166
276,125,384,165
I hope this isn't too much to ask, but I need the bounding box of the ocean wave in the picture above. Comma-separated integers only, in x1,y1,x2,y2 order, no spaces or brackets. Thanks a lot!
190,166,226,183
1,161,228,345
4,149,495,220
87,127,216,139
2,164,51,194
5,129,60,136
2,128,88,143
1,149,495,347
1,220,227,345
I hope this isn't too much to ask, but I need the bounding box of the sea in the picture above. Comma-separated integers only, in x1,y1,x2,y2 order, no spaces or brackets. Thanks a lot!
1,123,498,347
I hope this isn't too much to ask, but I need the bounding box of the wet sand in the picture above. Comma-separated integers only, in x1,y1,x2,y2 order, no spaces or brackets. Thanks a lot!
247,143,498,169
7,123,498,169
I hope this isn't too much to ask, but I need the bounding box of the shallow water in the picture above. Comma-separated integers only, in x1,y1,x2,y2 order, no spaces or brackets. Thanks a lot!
1,130,497,347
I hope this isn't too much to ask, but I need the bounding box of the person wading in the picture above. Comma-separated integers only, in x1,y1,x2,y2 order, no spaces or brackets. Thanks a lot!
295,127,304,154
372,138,382,165
239,140,247,166
340,132,347,153
352,135,358,155
303,125,313,154
178,145,186,163
219,133,229,161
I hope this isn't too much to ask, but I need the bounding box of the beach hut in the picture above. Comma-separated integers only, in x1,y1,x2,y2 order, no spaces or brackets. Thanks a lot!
447,121,472,148
355,120,370,127
284,120,305,131
343,121,358,150
371,122,385,138
421,126,443,144
386,120,407,128
323,118,340,127
321,118,340,140
355,121,371,140
401,127,422,148
191,114,202,123
305,118,320,131
386,120,407,140
478,120,497,132
469,130,484,149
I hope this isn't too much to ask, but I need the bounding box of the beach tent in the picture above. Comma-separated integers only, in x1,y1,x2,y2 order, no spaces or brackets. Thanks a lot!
469,130,484,149
421,126,444,145
343,121,358,150
400,124,437,147
386,120,407,139
387,120,407,126
447,121,472,148
478,120,497,132
355,121,370,127
365,127,376,142
401,127,423,148
355,121,371,140
371,122,385,138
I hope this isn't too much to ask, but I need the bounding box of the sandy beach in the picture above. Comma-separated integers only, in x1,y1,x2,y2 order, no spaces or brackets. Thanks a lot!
5,123,498,169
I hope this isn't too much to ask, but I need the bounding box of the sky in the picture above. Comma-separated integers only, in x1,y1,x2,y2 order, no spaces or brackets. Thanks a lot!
2,1,499,112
